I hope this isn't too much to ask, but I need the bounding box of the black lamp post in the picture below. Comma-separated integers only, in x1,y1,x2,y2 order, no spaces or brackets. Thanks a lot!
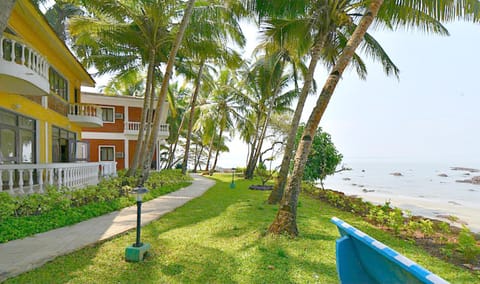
230,167,236,189
125,187,150,262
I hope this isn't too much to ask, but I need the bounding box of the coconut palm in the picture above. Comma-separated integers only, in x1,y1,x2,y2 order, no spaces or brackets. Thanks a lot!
69,0,183,178
260,0,480,236
139,0,196,183
242,51,297,179
0,0,16,38
196,69,244,174
263,15,401,204
176,2,245,174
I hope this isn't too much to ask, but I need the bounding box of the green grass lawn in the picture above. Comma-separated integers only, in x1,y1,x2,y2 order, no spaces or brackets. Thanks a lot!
6,174,479,283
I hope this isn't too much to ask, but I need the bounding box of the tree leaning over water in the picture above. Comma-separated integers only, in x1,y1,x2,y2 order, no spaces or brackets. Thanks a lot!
266,0,480,236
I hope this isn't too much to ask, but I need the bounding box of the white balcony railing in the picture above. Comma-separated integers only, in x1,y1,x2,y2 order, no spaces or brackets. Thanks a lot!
125,122,169,137
0,162,116,195
68,103,103,127
0,34,50,95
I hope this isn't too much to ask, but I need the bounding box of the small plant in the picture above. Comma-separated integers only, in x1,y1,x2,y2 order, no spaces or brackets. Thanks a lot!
386,208,404,235
255,162,274,186
456,227,480,262
419,219,434,237
0,192,16,220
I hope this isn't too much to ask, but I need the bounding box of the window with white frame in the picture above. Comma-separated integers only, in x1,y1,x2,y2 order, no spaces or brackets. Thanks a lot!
99,146,115,161
101,107,114,122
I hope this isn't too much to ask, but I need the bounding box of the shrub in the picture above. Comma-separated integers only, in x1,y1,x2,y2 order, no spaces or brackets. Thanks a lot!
457,227,480,262
0,192,16,220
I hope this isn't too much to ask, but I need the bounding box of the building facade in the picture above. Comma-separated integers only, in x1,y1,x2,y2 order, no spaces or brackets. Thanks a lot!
0,0,115,195
81,92,170,171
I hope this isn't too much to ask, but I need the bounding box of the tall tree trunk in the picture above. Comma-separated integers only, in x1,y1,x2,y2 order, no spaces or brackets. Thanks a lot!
182,60,205,174
268,33,327,204
140,0,196,184
193,144,204,172
0,0,15,38
209,127,224,175
205,131,215,171
138,76,157,169
268,0,384,236
128,56,154,176
167,111,187,168
246,105,273,179
244,115,262,179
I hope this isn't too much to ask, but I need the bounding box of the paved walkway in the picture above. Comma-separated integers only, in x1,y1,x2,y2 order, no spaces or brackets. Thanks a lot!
0,174,215,282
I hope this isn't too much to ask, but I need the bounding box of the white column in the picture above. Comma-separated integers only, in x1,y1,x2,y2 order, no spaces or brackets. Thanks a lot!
124,139,129,169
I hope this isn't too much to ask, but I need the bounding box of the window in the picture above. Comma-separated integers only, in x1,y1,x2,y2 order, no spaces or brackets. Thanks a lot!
99,146,115,162
49,67,69,101
101,107,114,122
0,108,36,164
52,126,76,163
76,141,89,162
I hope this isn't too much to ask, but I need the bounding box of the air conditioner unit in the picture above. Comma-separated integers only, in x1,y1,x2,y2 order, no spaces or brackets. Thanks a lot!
115,152,125,159
115,113,124,119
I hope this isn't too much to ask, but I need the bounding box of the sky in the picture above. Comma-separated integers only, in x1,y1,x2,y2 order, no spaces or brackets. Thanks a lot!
216,20,480,168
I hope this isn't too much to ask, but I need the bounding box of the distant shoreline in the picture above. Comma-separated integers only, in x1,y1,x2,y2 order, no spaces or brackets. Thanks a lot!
337,190,480,233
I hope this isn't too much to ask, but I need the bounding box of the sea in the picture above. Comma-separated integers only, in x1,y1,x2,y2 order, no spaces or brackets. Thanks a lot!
322,158,480,232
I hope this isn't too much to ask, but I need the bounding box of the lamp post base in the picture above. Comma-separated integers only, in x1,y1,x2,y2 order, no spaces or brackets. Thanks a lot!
230,182,236,189
125,243,151,262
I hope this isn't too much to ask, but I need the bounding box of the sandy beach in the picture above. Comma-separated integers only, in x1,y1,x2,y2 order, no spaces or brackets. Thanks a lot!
324,160,480,233
348,192,480,233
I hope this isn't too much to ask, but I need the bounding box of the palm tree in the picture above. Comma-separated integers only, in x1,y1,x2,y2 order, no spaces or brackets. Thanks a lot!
177,2,245,174
140,0,197,182
102,69,146,97
70,0,186,178
197,69,244,174
266,0,480,236
0,0,16,38
254,2,401,204
243,52,297,179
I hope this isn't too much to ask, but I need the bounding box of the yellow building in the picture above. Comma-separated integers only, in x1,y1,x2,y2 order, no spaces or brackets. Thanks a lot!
0,0,115,194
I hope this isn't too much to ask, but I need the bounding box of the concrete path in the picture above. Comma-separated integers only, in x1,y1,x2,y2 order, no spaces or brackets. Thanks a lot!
0,174,215,282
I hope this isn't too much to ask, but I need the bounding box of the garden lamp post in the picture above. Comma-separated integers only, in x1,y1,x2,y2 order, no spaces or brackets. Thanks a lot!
230,167,236,189
125,187,150,262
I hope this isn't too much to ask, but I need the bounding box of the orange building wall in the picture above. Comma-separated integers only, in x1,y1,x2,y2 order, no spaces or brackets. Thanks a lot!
128,107,142,122
128,140,157,169
85,139,125,170
83,106,125,133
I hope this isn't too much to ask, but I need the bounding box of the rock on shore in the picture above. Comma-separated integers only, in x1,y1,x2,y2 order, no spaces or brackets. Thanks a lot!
451,167,480,173
456,176,480,185
390,172,403,177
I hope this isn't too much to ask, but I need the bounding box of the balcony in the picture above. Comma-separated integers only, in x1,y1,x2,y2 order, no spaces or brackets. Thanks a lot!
125,122,169,138
0,162,117,195
68,103,103,127
0,34,50,96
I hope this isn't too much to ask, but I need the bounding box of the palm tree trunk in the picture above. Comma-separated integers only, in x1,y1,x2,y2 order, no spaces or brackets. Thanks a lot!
268,0,384,236
268,33,327,204
245,115,262,179
193,144,204,172
182,59,205,174
247,104,274,179
167,111,187,168
0,0,15,38
138,75,157,169
205,130,215,171
209,127,224,175
140,0,196,183
128,56,154,176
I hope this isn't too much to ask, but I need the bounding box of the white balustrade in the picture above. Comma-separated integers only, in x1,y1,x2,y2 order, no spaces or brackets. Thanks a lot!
69,103,103,119
0,162,117,195
125,122,169,136
0,35,49,80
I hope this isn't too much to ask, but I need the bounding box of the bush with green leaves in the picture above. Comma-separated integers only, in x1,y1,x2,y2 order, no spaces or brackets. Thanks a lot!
0,170,192,243
456,227,480,262
294,124,342,188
